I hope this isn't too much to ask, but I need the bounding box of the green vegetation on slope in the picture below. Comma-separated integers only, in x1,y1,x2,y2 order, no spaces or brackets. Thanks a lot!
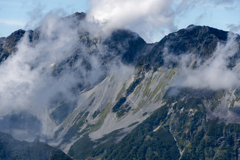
105,105,180,160
0,131,72,160
69,130,121,160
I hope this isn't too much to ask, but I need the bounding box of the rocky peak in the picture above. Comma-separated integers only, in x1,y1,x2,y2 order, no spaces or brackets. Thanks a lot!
6,29,26,45
139,25,232,67
0,29,26,61
103,29,147,65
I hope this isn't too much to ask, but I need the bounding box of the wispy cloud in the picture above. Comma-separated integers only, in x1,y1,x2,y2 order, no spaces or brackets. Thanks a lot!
0,12,109,138
228,23,240,33
195,13,207,24
25,2,45,30
0,19,26,26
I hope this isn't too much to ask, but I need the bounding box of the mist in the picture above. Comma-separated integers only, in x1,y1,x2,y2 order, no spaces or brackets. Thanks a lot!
0,7,143,141
170,33,240,90
0,0,239,142
0,11,112,140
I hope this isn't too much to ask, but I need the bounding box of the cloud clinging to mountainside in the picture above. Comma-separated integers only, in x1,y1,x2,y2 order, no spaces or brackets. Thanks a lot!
0,12,110,138
173,33,240,90
0,10,139,140
0,0,239,140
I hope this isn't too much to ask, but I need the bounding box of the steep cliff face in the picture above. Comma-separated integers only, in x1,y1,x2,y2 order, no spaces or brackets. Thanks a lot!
1,12,240,159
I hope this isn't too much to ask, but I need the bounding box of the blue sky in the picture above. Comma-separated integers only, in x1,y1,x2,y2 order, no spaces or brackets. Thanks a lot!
0,0,89,37
0,0,240,42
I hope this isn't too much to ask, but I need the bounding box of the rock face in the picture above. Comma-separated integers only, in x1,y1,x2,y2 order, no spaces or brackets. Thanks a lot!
1,12,240,159
0,29,26,62
103,29,147,64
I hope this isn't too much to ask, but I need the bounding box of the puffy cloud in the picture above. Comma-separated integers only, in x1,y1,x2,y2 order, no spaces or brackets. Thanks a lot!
85,0,238,42
86,0,177,42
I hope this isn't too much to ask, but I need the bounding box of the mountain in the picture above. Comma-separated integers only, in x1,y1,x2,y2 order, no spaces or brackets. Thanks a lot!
0,131,72,160
0,29,26,62
138,25,239,67
0,12,240,159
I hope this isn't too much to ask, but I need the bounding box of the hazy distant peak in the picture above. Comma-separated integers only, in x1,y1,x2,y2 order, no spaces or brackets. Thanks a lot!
68,12,86,20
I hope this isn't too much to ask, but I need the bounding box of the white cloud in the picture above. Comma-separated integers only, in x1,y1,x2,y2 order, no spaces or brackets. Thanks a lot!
0,0,238,139
0,12,107,137
85,0,238,42
86,0,177,42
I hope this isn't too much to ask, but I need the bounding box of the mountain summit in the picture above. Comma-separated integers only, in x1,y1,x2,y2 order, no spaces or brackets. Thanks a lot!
67,12,86,20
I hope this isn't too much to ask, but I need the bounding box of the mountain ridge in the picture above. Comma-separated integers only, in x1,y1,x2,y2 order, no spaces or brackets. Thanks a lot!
0,12,240,159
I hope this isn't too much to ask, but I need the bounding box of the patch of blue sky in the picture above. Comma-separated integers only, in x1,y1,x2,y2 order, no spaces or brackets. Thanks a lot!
176,2,240,33
0,0,239,40
0,0,88,37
